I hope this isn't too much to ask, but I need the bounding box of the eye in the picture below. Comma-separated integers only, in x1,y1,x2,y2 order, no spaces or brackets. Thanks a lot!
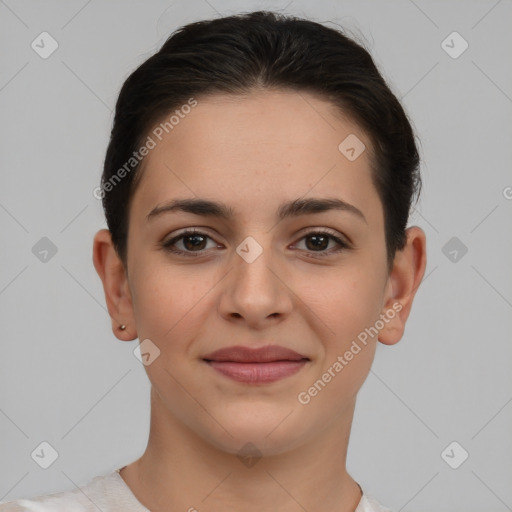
293,229,350,257
161,228,350,258
162,229,219,257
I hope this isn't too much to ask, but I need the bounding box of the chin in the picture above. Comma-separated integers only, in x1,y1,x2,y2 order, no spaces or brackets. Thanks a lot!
207,430,302,459
198,405,308,457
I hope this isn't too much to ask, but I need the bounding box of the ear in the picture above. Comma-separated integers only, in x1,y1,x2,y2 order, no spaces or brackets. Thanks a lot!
378,226,427,345
92,229,137,341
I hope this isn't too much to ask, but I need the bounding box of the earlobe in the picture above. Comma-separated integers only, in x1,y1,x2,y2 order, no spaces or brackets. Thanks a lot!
92,229,137,341
378,226,427,345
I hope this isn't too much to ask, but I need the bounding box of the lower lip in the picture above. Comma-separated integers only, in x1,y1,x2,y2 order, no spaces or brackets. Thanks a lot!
205,360,308,383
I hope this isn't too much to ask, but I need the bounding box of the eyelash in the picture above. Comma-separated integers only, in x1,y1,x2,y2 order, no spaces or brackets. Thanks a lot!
161,228,350,258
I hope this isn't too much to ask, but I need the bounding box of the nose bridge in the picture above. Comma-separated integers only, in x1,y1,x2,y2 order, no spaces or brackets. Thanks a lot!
218,233,293,324
234,234,281,298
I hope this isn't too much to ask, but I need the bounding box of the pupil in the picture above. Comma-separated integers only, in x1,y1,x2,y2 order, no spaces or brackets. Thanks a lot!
307,235,328,251
185,235,206,250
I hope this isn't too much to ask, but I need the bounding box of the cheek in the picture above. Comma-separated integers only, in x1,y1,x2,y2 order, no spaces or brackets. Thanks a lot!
130,264,186,339
304,265,384,346
130,260,215,352
307,272,382,398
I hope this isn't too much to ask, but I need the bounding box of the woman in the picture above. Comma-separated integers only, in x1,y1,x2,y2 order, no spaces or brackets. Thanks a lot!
1,10,426,512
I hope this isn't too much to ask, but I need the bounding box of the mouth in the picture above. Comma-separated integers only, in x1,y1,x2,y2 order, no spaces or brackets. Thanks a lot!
202,345,310,384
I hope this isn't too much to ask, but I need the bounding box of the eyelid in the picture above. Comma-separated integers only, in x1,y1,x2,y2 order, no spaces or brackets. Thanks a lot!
297,226,350,244
161,226,352,257
162,228,221,253
292,227,351,257
164,226,349,243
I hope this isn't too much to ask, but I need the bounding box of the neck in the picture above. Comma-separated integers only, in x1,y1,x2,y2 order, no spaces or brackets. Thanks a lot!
120,387,362,512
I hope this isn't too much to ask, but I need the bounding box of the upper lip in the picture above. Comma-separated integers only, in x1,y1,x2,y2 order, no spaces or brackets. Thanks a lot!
203,345,309,363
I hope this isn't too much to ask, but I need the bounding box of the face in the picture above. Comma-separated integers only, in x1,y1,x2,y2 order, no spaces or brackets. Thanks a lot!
121,90,394,455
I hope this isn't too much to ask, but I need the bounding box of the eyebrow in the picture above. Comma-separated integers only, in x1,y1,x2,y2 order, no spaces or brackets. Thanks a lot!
146,197,367,224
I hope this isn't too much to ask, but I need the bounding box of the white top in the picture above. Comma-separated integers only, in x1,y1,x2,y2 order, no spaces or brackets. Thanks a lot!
0,468,393,512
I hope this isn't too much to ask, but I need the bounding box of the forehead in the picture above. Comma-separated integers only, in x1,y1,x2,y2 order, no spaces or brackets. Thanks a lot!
131,89,382,226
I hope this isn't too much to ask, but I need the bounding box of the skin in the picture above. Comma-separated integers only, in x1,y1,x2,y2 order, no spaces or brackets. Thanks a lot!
93,89,426,512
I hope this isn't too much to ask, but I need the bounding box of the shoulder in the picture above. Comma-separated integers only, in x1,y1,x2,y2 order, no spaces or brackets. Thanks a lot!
0,488,95,511
0,470,139,512
356,492,394,512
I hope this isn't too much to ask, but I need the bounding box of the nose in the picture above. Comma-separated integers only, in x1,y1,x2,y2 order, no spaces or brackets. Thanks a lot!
217,239,293,329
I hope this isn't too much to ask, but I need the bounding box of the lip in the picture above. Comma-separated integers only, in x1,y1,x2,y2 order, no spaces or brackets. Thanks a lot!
203,345,310,384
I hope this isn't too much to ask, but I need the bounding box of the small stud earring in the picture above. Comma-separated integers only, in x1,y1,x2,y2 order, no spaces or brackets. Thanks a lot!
119,324,126,331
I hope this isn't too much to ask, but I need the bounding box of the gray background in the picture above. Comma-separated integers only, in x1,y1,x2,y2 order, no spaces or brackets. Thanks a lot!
1,1,511,511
